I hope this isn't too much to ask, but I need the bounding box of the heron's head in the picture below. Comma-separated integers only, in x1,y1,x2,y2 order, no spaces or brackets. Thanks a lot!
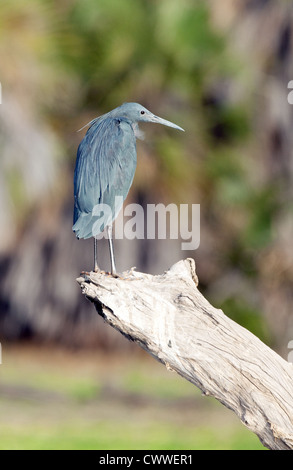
117,102,184,132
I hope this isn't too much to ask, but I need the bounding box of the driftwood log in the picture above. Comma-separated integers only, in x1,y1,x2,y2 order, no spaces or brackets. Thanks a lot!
77,258,293,450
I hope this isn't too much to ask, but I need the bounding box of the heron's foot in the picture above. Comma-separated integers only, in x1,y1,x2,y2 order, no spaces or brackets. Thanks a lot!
82,267,139,280
100,267,137,280
81,267,105,276
102,271,121,279
81,270,91,276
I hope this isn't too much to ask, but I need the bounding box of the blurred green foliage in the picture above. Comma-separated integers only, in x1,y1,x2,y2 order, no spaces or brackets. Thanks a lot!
0,0,283,340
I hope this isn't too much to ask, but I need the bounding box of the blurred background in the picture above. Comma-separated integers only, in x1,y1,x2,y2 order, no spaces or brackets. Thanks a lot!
0,0,292,450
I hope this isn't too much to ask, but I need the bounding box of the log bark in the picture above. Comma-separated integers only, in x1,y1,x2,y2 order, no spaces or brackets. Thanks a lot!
77,258,293,450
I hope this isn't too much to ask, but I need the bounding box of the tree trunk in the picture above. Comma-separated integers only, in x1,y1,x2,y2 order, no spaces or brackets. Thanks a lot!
77,258,293,450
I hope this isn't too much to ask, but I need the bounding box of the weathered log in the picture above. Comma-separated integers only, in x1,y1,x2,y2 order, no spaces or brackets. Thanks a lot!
77,258,293,450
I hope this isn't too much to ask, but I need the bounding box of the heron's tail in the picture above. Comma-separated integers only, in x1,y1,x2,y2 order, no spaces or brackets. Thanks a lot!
72,212,108,239
73,213,95,239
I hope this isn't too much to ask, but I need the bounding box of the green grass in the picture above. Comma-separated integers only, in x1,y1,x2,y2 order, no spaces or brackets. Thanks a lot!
0,344,266,450
122,367,196,399
0,412,264,450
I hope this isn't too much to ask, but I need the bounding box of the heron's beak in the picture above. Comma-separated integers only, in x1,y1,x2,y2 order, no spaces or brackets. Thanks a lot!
149,113,184,132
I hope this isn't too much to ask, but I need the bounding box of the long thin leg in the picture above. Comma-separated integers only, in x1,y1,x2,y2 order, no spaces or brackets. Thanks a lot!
107,225,117,275
94,237,99,272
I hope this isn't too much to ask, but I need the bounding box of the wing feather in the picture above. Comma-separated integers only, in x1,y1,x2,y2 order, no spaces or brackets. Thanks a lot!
73,117,137,238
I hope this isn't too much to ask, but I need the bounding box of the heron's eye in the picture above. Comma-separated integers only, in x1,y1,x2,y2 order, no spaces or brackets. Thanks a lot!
140,110,145,115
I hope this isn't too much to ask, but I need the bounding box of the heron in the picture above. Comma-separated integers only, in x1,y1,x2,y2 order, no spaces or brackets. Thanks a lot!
73,102,184,275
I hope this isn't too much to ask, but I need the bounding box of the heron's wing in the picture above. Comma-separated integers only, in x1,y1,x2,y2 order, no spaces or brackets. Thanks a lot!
73,117,136,230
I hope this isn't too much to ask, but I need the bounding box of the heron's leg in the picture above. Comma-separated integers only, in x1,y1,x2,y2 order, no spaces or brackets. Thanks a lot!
94,237,99,272
107,225,117,275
